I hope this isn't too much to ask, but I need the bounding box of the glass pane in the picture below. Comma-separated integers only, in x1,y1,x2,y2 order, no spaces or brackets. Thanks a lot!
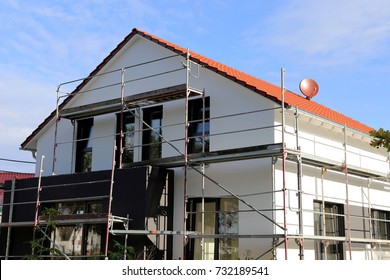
87,201,103,214
149,117,162,159
123,115,135,163
189,97,210,153
52,225,83,256
219,198,239,260
82,151,92,172
57,201,84,215
313,202,344,260
194,202,216,260
85,126,94,148
85,225,103,256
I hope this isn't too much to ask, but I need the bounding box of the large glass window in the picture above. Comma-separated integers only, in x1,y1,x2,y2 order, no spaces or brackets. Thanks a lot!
187,197,238,260
372,209,390,240
142,106,162,161
75,118,93,173
188,97,210,153
313,201,345,260
52,224,104,258
49,200,104,258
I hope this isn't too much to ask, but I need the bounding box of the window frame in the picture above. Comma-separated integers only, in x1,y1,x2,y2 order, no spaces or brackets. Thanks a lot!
75,118,94,173
313,200,345,260
188,96,210,154
371,209,390,240
186,197,239,260
116,111,136,166
142,106,163,161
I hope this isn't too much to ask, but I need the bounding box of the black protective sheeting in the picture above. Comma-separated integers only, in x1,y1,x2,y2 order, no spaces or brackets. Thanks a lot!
0,166,174,259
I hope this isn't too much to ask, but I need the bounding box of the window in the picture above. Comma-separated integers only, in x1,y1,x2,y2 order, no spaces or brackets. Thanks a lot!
188,97,210,153
372,209,390,240
187,197,238,260
313,201,345,260
142,106,162,161
117,112,135,165
49,201,104,258
51,224,104,258
75,118,93,173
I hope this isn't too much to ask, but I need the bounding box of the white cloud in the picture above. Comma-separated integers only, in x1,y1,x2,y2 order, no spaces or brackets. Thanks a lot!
246,0,390,67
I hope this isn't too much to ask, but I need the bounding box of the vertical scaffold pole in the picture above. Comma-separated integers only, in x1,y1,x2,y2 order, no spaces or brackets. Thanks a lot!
201,89,206,260
104,140,117,259
294,108,304,259
281,68,288,260
321,168,327,260
344,124,353,260
32,155,45,255
52,86,61,175
118,68,125,169
183,49,191,259
367,179,373,260
5,179,16,259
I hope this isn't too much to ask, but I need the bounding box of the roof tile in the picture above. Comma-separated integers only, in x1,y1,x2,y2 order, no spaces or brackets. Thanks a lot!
136,29,373,134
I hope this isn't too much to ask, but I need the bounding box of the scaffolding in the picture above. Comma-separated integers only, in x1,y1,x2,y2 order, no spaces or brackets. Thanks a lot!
1,50,390,260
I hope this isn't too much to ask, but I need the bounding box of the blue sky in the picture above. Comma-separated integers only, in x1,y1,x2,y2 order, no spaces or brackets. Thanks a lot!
1,0,389,173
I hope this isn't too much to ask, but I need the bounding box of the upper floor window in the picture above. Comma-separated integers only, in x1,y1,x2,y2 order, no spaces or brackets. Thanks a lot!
372,209,390,240
188,97,210,153
142,106,162,161
75,118,93,173
117,112,135,166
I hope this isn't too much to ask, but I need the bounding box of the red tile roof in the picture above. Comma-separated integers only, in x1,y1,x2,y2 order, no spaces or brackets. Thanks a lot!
0,172,34,184
135,29,373,134
21,28,373,149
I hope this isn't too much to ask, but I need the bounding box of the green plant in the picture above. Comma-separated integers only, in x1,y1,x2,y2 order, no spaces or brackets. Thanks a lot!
25,207,62,260
108,240,135,260
370,128,390,152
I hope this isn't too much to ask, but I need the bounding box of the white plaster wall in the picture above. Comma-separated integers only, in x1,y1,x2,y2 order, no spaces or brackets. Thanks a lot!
92,114,116,171
172,158,275,260
273,158,390,260
63,36,187,109
275,110,389,176
35,118,74,176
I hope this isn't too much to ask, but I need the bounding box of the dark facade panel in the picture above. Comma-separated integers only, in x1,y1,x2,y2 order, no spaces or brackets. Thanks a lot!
0,166,174,259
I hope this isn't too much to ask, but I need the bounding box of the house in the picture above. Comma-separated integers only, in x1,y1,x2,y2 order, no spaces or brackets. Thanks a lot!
1,28,389,260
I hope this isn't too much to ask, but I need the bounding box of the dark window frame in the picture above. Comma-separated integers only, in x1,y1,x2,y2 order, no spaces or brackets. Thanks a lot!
188,96,210,154
116,111,136,167
313,200,345,260
75,118,94,173
186,197,238,260
142,106,163,161
371,209,390,240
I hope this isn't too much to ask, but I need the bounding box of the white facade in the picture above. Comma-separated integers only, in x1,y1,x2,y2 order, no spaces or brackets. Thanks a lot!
24,33,390,260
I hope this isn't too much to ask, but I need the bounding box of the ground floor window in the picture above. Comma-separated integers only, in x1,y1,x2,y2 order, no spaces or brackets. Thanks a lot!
43,200,104,258
187,197,239,260
313,201,345,260
372,209,390,240
51,224,104,258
